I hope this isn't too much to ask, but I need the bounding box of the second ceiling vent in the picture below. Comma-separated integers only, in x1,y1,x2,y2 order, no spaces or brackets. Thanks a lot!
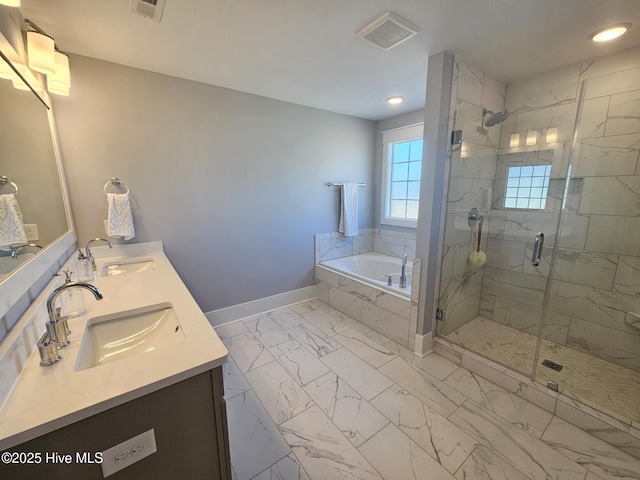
130,0,166,22
356,12,419,50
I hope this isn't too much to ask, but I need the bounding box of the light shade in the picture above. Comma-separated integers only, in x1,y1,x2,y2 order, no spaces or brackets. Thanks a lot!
48,51,70,94
0,0,21,6
27,30,55,75
12,77,30,90
510,133,520,148
546,127,558,143
526,130,538,146
0,59,24,80
387,96,404,105
590,24,631,42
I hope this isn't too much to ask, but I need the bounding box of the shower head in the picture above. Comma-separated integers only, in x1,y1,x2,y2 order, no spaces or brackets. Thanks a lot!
482,108,510,127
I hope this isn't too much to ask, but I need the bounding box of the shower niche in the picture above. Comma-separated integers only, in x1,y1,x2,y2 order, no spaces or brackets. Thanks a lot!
436,56,640,428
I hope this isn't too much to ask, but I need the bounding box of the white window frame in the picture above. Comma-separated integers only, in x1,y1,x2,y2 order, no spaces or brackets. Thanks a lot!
380,123,424,228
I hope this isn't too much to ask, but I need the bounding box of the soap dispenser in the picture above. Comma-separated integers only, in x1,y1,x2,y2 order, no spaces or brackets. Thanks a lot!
59,270,87,318
74,249,95,283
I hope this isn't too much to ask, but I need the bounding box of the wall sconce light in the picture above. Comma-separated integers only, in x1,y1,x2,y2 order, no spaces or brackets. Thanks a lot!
526,130,538,146
546,127,558,143
509,133,520,148
0,0,21,6
24,19,71,96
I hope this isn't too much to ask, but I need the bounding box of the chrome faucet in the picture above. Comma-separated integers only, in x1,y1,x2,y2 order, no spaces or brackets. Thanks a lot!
85,238,113,271
38,281,103,367
10,243,43,258
399,253,408,288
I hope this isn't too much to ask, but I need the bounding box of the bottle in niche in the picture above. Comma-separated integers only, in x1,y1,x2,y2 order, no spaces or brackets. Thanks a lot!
59,270,87,318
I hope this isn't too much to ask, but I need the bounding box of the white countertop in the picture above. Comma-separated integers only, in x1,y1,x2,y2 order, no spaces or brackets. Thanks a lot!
0,242,228,450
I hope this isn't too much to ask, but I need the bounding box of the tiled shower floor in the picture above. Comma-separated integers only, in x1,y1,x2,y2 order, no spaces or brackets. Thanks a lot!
215,300,640,480
445,316,640,425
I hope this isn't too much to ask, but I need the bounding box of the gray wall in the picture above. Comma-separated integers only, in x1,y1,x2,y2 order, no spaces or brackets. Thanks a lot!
374,108,424,233
52,55,376,312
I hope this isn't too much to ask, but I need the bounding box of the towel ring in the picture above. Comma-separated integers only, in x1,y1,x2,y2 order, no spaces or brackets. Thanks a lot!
104,178,130,195
0,176,18,194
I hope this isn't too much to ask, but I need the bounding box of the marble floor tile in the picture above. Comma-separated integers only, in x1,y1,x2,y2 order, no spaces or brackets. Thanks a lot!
268,339,331,386
411,352,460,380
303,372,389,447
453,445,531,480
286,323,342,358
268,307,307,329
244,361,315,425
252,453,311,480
223,331,275,374
359,423,456,480
334,328,397,368
341,317,392,345
449,400,586,480
320,348,393,401
279,405,382,480
226,390,291,480
443,367,553,438
370,384,476,474
541,417,640,480
214,321,249,340
382,339,416,362
244,315,292,348
222,356,251,399
301,308,351,337
378,357,467,418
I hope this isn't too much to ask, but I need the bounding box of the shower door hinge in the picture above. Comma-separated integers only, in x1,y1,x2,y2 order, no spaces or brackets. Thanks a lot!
436,308,445,322
451,130,462,146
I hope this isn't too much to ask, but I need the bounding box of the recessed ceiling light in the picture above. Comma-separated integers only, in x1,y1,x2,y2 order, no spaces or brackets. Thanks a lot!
590,23,631,42
387,96,404,105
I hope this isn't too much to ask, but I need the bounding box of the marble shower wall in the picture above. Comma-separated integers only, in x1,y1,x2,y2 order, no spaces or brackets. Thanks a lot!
479,46,640,372
438,57,506,336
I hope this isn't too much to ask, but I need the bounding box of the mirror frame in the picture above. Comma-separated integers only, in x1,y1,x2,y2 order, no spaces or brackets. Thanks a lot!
0,29,75,321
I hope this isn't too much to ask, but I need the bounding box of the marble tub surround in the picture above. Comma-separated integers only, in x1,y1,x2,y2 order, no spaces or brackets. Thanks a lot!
315,257,421,351
219,299,640,479
0,241,228,450
314,228,416,264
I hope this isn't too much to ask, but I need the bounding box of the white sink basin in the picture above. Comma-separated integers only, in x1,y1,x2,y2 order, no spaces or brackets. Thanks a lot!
74,303,184,371
101,258,155,276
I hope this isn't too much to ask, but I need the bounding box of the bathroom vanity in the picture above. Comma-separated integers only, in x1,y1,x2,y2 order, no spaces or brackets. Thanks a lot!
0,242,231,479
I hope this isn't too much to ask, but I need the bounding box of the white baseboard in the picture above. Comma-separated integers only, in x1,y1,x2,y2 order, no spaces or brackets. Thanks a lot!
414,331,434,357
205,286,317,328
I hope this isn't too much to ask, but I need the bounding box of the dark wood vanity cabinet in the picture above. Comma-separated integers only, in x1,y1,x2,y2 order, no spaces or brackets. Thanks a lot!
0,367,231,480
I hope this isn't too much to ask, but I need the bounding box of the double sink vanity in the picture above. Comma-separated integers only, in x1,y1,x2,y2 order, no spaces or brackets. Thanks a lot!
0,242,230,479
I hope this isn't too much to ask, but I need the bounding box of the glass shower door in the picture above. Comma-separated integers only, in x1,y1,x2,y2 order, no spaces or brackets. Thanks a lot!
535,73,640,425
438,101,575,377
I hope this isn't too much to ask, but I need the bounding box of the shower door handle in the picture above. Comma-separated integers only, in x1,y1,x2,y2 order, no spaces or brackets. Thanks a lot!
531,232,545,267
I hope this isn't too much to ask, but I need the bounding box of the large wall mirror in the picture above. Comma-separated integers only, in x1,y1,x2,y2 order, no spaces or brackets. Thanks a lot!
0,50,75,327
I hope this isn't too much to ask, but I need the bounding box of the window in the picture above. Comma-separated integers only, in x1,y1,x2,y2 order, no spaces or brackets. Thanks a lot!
381,124,423,227
504,165,551,209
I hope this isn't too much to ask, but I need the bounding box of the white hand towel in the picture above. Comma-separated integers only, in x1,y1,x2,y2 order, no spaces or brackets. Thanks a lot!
338,183,358,237
0,193,28,250
107,193,135,240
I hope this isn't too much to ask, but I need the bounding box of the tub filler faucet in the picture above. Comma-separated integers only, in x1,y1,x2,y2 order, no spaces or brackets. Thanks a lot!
399,253,408,289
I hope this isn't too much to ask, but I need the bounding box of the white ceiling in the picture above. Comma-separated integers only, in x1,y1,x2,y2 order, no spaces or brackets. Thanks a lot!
18,0,640,120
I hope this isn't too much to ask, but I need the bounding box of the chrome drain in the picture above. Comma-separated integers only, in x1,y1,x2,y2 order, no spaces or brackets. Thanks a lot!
542,359,563,372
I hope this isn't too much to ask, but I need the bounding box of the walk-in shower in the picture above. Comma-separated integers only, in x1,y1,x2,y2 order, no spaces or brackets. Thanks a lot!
437,55,640,428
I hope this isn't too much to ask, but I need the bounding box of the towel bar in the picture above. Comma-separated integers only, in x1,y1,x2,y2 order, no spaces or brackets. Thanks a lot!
326,182,366,187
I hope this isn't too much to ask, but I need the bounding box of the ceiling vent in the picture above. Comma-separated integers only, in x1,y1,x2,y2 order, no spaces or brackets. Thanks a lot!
130,0,166,22
356,12,419,50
